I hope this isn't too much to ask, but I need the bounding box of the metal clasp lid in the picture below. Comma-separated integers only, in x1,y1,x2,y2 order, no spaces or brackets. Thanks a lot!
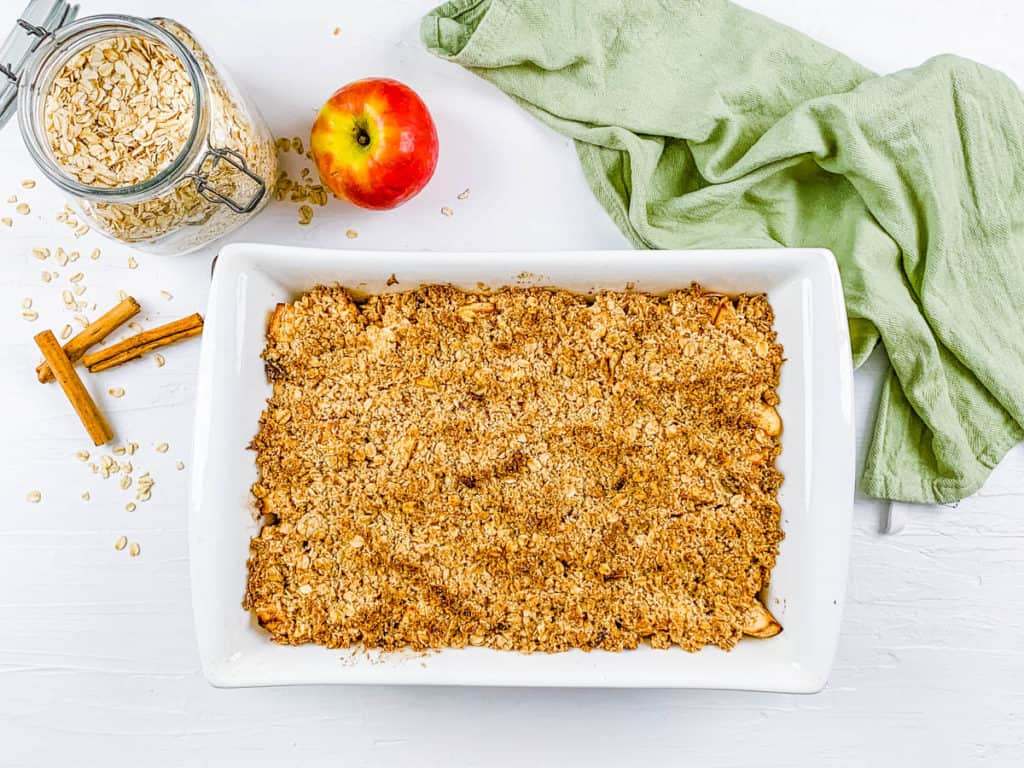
0,0,78,129
188,144,266,214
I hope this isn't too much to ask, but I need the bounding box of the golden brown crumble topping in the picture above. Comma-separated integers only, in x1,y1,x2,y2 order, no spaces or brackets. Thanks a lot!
244,284,784,653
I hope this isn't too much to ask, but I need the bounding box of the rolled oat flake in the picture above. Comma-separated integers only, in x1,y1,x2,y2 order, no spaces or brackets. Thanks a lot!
0,1,277,255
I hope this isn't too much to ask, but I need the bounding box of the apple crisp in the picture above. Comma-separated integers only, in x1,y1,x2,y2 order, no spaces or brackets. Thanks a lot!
244,284,784,653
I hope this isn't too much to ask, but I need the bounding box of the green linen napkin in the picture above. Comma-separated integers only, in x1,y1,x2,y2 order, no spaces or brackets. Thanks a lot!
422,0,1024,504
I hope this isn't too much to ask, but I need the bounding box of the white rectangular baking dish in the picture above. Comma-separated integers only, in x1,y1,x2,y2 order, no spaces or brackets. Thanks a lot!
190,244,854,691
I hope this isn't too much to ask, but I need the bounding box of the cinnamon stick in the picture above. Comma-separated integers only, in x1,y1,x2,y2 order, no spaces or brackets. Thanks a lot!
36,296,141,382
83,313,204,373
34,329,113,446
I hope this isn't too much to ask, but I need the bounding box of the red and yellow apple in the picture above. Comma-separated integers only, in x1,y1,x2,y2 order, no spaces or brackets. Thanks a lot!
310,78,439,210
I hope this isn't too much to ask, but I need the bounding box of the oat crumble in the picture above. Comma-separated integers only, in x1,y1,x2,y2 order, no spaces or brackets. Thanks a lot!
245,284,784,653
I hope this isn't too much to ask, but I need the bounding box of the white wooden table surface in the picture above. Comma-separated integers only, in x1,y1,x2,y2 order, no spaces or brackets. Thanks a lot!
1,1,1022,765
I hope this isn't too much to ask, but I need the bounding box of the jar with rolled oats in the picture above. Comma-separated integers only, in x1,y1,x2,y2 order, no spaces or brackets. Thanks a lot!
0,1,277,255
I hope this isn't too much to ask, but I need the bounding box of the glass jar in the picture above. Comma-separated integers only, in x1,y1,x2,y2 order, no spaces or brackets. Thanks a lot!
0,1,277,255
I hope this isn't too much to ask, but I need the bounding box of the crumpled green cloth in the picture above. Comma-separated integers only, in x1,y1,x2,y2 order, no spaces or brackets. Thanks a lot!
422,0,1024,503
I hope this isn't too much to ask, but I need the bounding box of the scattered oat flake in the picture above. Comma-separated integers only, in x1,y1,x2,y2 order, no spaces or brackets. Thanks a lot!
127,441,138,456
16,203,30,215
22,310,38,321
7,195,17,203
76,450,90,461
457,188,470,200
127,256,138,269
1,217,12,227
26,490,41,503
41,271,52,283
345,228,358,239
292,137,304,154
441,206,454,217
113,446,126,456
89,248,101,260
332,26,341,35
155,442,169,453
125,502,136,512
81,492,90,501
298,205,314,225
74,285,86,296
118,290,128,301
74,224,89,237
55,248,69,266
129,542,141,557
32,247,49,260
21,179,36,189
60,324,73,339
159,290,173,300
69,250,80,262
108,387,125,398
70,272,84,282
115,536,128,551
176,461,185,471
154,353,166,368
119,475,132,490
74,315,89,328
21,297,32,309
